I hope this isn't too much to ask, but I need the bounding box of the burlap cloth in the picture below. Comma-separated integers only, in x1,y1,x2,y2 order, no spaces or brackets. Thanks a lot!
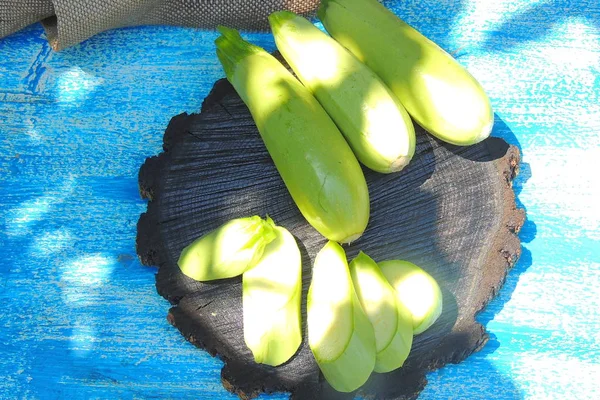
0,0,320,50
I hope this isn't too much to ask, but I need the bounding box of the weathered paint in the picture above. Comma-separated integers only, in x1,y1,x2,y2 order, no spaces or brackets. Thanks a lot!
0,0,599,398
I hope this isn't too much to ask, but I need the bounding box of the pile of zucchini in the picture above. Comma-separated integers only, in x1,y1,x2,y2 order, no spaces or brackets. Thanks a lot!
179,218,442,392
178,0,492,392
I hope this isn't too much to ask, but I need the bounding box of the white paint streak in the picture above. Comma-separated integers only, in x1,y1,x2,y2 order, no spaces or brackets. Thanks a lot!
514,353,600,399
520,147,600,238
493,261,600,333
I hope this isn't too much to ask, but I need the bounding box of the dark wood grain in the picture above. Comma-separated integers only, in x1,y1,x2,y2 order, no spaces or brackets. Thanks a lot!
136,78,524,399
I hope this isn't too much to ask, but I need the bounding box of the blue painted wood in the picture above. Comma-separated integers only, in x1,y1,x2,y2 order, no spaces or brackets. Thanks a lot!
1,1,599,398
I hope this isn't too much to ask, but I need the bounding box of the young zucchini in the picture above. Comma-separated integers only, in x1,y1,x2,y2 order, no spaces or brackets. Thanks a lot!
349,252,413,373
308,241,376,392
269,11,415,173
379,260,443,335
215,27,369,243
178,216,276,281
319,0,494,146
243,225,302,366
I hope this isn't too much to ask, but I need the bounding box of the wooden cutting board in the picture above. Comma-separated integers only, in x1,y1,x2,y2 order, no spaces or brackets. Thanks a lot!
136,77,524,399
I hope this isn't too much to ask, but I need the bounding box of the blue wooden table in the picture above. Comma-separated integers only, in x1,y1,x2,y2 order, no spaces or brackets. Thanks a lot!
1,1,599,398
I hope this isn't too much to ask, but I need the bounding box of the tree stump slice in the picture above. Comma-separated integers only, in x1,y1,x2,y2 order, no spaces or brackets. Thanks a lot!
136,77,525,399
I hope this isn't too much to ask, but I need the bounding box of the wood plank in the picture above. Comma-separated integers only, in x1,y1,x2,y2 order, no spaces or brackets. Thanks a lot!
1,0,599,398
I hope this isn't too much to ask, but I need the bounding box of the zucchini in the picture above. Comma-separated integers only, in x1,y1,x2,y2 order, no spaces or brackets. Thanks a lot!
178,216,276,281
269,11,415,173
243,225,302,366
349,252,413,373
319,0,494,146
379,260,443,335
307,241,376,392
215,26,369,243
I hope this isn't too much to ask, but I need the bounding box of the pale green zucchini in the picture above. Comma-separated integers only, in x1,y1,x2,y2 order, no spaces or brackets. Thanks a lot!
243,225,302,366
379,260,443,335
349,252,413,373
269,11,415,173
215,27,369,243
307,241,376,392
178,216,276,281
319,0,494,146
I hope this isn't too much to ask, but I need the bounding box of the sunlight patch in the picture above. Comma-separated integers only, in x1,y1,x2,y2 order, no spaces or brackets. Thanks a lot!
56,66,104,106
4,179,74,236
513,352,600,399
4,178,75,237
31,228,73,255
61,254,115,304
520,146,600,238
68,321,96,357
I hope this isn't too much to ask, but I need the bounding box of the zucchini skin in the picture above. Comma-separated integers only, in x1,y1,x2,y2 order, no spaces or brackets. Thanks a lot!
216,27,369,243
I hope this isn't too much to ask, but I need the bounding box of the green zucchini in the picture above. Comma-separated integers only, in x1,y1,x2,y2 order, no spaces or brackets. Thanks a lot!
243,225,302,366
349,252,413,373
178,216,276,281
307,241,376,392
215,26,369,243
269,11,415,173
379,260,443,335
319,0,494,146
